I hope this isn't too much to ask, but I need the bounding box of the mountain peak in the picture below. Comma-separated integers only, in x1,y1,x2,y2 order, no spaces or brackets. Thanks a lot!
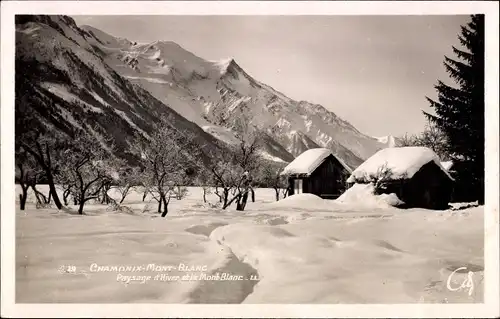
212,57,236,74
373,135,402,148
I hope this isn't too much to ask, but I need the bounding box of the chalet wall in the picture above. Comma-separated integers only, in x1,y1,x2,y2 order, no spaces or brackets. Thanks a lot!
376,162,453,210
287,154,350,199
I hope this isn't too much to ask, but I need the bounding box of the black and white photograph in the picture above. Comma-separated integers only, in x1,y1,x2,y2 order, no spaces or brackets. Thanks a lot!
1,1,499,318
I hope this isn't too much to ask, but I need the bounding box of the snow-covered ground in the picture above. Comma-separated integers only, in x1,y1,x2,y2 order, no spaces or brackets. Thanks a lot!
15,185,484,303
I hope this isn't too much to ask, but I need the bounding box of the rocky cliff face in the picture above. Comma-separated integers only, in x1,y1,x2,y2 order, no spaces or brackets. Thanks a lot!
16,15,229,166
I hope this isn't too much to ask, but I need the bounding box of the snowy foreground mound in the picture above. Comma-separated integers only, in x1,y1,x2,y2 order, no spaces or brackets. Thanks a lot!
337,183,405,208
268,193,338,210
268,184,403,211
16,186,484,303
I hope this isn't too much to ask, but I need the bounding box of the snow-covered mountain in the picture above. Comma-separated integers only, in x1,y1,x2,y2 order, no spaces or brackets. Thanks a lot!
15,15,229,165
373,135,402,148
80,24,385,169
16,15,386,170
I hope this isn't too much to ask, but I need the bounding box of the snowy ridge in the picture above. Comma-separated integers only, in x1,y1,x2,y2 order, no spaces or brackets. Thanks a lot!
347,147,454,183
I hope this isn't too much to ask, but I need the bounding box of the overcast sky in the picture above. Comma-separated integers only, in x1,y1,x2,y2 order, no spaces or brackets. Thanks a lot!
72,15,470,137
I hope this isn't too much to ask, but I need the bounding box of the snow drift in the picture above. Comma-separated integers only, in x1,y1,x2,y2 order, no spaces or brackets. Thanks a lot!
268,193,339,211
337,183,404,208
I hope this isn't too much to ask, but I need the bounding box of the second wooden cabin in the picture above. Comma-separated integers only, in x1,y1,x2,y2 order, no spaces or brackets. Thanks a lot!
346,146,455,209
280,148,352,199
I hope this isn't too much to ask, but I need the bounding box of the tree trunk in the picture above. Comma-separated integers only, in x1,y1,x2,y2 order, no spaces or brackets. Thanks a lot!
203,188,207,203
157,197,163,213
63,189,71,206
235,195,242,211
161,196,169,217
119,186,130,204
236,191,249,211
223,189,229,208
101,186,111,204
78,195,85,215
283,188,289,198
478,176,485,205
274,187,280,201
241,191,249,210
223,191,240,210
46,174,63,209
47,191,52,203
32,185,47,204
251,188,255,202
215,187,222,203
142,189,148,202
19,186,28,210
19,194,25,210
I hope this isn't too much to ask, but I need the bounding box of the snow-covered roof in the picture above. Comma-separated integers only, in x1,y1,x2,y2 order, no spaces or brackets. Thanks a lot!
281,148,351,176
346,146,454,183
440,161,454,171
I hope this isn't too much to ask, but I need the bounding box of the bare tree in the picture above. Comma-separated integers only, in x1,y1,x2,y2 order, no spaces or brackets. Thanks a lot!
132,116,199,217
419,123,450,160
58,131,119,215
113,166,140,204
17,130,66,209
194,172,213,204
398,122,450,160
202,186,212,203
258,162,288,201
399,133,419,147
15,148,44,210
219,116,264,211
209,160,239,208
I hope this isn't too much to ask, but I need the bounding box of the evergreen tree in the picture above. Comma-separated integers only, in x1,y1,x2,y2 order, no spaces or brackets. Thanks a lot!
423,15,485,204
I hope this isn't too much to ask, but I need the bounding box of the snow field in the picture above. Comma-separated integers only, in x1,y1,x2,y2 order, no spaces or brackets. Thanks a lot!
15,185,484,303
